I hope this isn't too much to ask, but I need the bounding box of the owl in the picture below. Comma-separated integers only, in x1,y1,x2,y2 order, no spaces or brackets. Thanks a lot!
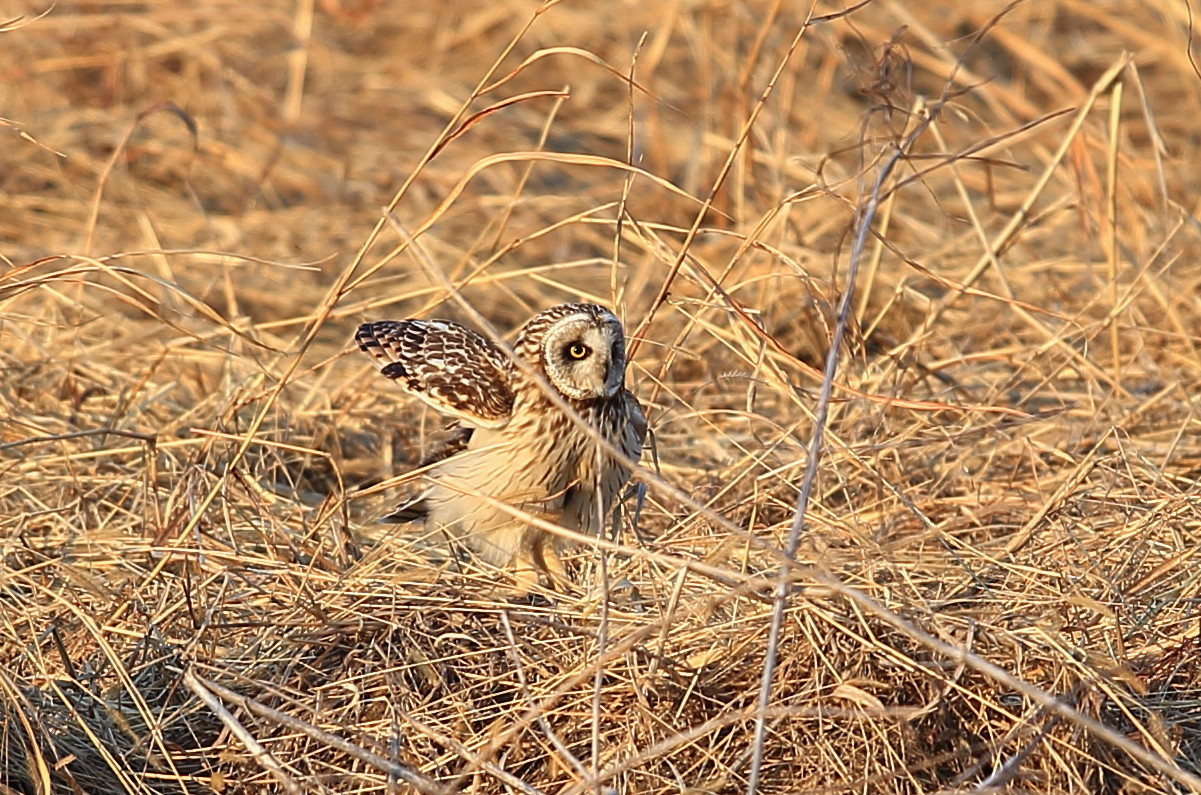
356,303,647,591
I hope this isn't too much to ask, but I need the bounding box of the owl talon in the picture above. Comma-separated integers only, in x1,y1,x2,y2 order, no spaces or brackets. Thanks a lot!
508,562,543,599
506,540,570,596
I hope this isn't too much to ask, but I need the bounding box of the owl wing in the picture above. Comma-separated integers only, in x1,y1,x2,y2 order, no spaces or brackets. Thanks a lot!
356,319,514,428
561,390,647,534
419,423,474,467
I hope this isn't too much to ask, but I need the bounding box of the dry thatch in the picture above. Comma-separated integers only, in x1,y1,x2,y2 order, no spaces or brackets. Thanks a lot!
4,0,1201,792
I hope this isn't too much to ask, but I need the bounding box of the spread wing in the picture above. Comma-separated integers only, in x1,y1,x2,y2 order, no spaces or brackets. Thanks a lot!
356,319,514,428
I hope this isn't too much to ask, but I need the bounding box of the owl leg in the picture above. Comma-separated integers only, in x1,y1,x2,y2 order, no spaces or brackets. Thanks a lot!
533,537,570,590
508,553,542,597
506,521,546,597
508,518,570,596
527,509,574,591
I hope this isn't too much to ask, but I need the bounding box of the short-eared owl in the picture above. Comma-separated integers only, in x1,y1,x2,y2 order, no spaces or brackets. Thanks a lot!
356,303,646,590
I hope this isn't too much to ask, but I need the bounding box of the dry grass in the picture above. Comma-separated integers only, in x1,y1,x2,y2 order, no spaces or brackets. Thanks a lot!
4,0,1201,792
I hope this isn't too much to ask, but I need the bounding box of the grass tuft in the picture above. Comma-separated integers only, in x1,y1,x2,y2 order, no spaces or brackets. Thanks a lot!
4,1,1201,792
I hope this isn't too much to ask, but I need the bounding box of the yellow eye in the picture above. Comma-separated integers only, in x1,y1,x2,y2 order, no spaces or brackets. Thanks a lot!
567,343,590,360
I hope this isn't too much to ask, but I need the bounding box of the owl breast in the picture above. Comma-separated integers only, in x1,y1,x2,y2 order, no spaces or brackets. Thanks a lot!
417,395,601,566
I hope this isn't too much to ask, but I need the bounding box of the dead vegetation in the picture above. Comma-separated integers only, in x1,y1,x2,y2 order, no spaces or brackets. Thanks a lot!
4,0,1201,792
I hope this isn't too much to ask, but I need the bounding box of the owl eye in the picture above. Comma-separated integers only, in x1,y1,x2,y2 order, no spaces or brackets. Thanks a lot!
566,343,591,360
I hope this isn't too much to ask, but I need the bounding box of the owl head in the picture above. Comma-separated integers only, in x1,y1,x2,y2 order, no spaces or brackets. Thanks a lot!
517,304,628,401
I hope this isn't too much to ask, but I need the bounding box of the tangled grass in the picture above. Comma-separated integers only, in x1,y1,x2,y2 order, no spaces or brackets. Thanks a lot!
4,0,1201,792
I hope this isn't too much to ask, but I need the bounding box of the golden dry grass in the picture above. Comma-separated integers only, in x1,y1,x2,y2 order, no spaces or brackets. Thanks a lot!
4,0,1201,792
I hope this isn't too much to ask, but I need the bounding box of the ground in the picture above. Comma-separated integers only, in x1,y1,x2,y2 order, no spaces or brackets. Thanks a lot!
3,1,1201,792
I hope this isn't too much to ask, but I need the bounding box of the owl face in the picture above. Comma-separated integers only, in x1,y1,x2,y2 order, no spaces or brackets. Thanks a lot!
539,309,627,401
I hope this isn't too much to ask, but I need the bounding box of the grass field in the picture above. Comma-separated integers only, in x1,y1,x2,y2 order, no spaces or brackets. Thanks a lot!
4,0,1201,792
